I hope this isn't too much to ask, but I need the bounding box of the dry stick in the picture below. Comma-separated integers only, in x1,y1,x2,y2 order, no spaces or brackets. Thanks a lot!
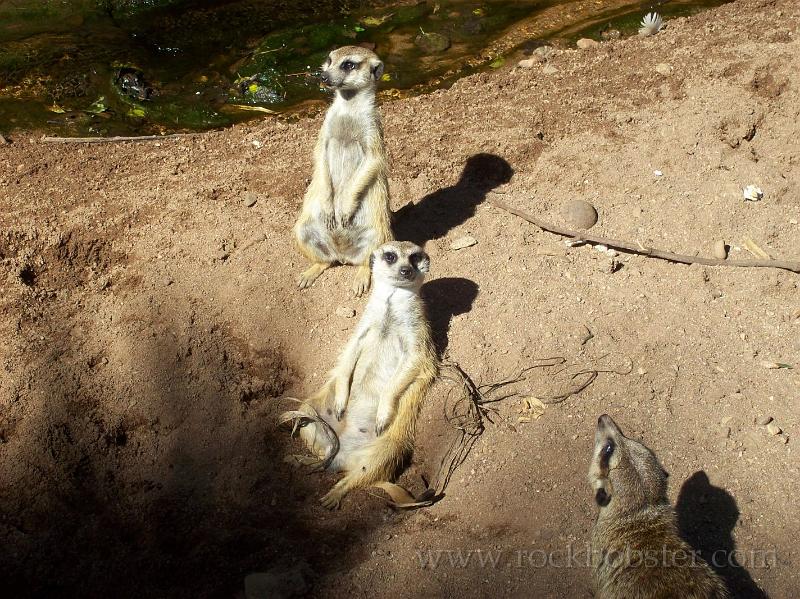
41,133,198,144
489,197,800,274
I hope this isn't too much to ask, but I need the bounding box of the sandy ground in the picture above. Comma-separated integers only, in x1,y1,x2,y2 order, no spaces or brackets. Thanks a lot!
1,0,799,597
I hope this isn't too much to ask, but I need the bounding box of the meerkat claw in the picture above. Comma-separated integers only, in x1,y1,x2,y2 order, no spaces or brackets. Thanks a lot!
320,490,343,510
351,266,371,297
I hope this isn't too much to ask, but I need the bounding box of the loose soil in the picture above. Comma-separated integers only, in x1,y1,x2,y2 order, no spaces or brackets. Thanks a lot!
1,0,798,597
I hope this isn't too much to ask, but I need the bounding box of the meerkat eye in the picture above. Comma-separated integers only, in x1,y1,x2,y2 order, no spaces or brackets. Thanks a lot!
340,60,357,72
383,251,397,264
603,440,615,458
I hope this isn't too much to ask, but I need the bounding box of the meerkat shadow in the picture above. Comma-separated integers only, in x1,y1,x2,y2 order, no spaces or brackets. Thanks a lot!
393,153,513,246
421,277,479,358
675,471,769,599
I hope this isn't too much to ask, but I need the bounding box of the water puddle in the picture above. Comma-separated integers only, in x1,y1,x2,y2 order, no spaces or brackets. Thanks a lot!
0,0,731,136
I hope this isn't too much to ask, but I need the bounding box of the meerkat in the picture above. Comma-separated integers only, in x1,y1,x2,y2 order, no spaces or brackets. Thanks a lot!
280,241,437,508
589,415,729,599
293,46,393,297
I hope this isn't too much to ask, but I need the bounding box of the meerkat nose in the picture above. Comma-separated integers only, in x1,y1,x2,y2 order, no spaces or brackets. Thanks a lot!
320,72,331,84
399,265,412,278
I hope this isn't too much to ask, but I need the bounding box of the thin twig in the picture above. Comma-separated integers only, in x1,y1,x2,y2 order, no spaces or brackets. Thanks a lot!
41,133,199,144
489,197,800,273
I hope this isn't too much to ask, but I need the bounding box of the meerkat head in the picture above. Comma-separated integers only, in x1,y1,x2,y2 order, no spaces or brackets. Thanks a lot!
369,241,429,291
320,46,384,92
589,414,669,514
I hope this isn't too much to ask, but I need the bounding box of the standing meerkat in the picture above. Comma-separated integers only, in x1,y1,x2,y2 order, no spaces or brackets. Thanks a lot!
293,46,393,296
589,415,729,599
281,241,437,508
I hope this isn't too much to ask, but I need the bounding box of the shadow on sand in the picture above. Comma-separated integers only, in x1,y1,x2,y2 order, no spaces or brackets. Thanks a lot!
394,153,514,246
676,471,769,599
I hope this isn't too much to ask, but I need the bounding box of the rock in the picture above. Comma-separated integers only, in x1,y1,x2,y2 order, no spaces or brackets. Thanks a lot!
712,240,727,260
601,28,621,40
766,422,782,436
450,235,478,250
517,58,537,69
335,306,356,318
655,63,673,76
542,65,559,75
531,46,555,62
757,415,773,426
163,277,174,287
414,32,450,53
562,200,598,229
216,250,229,261
576,38,599,49
243,192,258,207
244,561,312,599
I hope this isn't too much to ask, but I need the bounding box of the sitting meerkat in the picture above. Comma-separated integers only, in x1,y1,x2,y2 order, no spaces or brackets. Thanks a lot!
589,415,729,599
293,45,393,296
281,241,437,508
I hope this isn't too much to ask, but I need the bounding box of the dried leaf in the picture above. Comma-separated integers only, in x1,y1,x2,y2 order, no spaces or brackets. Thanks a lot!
743,237,771,260
761,360,793,369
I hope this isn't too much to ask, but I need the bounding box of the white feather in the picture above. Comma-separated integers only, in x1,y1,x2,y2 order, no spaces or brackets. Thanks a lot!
638,12,663,37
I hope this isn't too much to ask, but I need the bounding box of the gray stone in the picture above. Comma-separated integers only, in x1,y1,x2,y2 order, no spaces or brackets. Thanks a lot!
562,200,598,229
655,63,673,76
450,235,478,250
712,240,727,260
576,38,599,49
757,415,773,426
336,306,356,318
415,32,451,53
243,192,258,207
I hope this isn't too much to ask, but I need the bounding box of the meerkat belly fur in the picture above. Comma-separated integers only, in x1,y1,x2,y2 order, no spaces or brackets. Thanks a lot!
294,46,393,297
281,241,437,508
589,415,729,599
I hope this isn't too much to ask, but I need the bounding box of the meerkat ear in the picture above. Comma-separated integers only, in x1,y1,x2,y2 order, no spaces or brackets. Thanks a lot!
370,59,384,81
410,251,430,274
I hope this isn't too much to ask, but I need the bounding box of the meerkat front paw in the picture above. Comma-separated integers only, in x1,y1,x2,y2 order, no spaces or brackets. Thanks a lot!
351,265,371,297
320,485,346,510
375,407,393,436
298,262,330,290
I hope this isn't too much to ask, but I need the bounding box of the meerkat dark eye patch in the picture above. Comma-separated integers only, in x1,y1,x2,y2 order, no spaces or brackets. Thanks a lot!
600,439,615,468
383,251,397,264
409,251,430,272
340,60,357,71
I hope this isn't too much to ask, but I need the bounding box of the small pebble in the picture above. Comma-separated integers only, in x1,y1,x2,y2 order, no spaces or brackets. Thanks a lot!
336,306,356,318
542,64,559,75
517,58,536,69
243,192,258,207
450,235,478,250
563,199,598,229
655,63,672,76
576,38,599,49
163,277,174,287
757,415,773,426
712,240,727,260
654,170,663,177
216,250,229,261
766,422,782,436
